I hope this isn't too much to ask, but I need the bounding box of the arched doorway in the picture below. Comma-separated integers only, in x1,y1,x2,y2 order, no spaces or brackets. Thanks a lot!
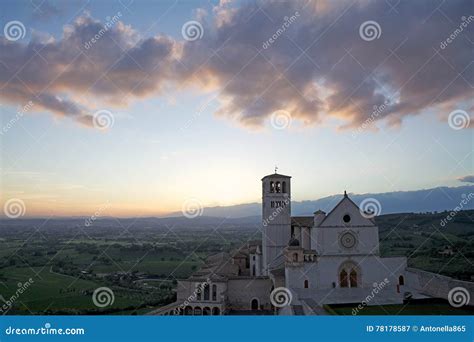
350,269,358,287
184,306,193,315
203,307,211,315
339,269,348,287
251,298,259,310
212,307,220,315
339,261,360,288
194,307,202,315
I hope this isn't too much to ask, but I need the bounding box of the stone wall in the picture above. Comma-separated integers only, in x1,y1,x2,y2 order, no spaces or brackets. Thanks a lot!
226,277,273,310
406,268,474,305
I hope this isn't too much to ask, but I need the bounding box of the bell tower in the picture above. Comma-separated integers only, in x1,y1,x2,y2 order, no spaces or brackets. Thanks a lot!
261,171,291,275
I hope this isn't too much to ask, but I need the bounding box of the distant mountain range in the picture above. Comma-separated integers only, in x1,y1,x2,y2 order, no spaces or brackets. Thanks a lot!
168,185,474,218
2,186,473,229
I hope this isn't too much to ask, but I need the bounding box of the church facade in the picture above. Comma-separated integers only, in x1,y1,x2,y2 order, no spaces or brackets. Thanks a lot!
151,172,469,315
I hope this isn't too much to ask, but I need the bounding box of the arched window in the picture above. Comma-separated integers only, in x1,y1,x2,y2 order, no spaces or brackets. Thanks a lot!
203,284,210,301
275,181,281,193
293,253,298,262
270,181,275,193
252,264,256,276
251,298,259,310
304,280,309,288
339,261,360,288
194,307,202,315
350,269,358,288
340,269,348,287
399,275,405,286
212,307,220,315
203,307,211,315
196,284,202,300
212,284,217,301
282,181,287,193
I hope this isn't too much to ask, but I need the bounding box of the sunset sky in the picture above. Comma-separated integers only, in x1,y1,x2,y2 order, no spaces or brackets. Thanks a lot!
1,0,472,217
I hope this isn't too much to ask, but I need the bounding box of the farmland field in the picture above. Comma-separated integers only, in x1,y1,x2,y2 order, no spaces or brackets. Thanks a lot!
0,210,472,315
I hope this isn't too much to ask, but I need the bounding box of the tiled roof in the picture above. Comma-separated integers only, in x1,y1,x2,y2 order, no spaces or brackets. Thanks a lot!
291,216,313,227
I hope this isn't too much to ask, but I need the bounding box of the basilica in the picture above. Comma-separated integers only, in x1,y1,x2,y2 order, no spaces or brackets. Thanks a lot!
151,172,472,315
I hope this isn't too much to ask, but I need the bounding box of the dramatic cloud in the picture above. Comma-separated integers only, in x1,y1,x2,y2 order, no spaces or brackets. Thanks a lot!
0,13,179,125
0,0,472,129
458,175,474,183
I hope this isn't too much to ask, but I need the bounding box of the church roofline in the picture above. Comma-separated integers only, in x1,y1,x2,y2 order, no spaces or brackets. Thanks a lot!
261,173,291,180
317,192,376,227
